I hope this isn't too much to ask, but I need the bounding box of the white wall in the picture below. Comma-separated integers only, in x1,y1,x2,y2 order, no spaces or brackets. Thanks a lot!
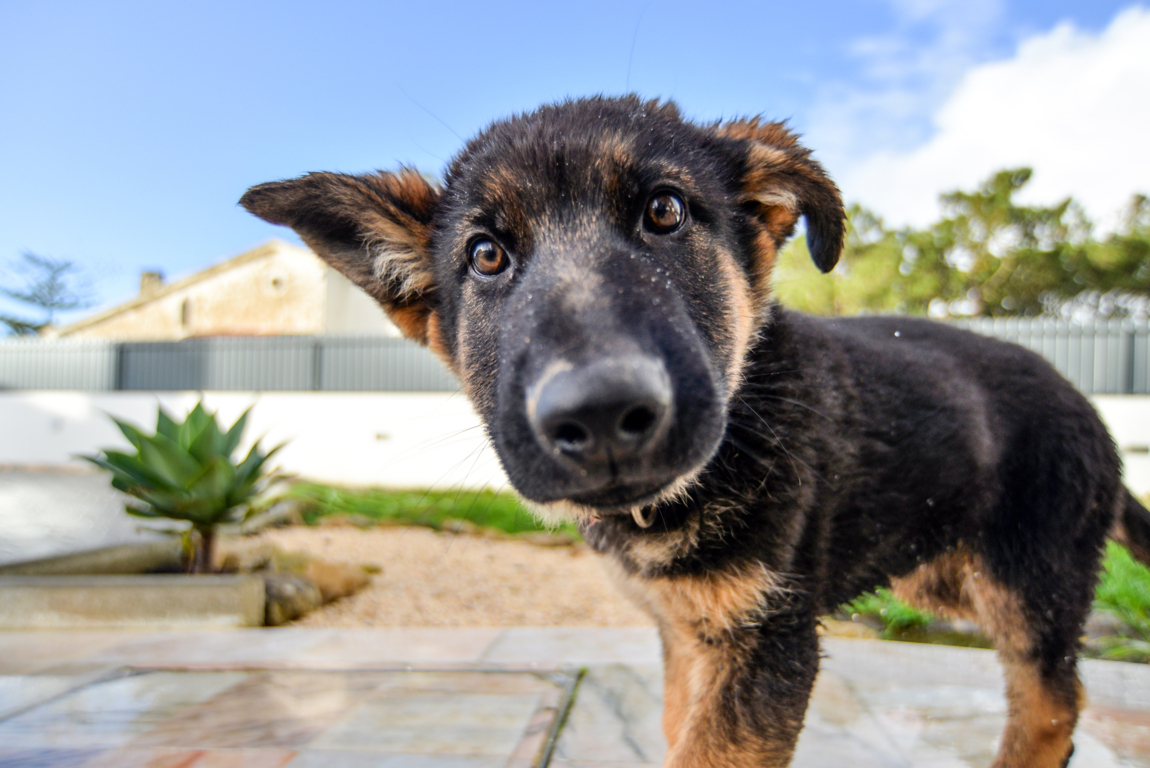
2,391,506,491
4,392,1150,496
323,268,402,336
1090,396,1150,496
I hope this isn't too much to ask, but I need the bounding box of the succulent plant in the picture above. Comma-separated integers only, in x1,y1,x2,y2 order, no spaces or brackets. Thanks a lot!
82,402,281,573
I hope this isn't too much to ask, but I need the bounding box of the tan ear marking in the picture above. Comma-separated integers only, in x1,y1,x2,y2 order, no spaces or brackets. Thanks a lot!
716,116,845,274
240,167,442,346
387,303,432,346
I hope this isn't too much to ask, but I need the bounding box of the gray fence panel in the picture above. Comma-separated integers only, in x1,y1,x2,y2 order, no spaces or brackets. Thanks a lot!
0,339,117,390
120,337,317,391
2,321,1148,394
955,318,1150,395
119,341,202,391
317,337,460,392
214,337,315,391
1135,325,1150,394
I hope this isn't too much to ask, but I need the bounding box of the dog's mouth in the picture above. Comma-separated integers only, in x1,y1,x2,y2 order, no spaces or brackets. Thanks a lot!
567,480,670,512
521,462,710,532
565,472,705,528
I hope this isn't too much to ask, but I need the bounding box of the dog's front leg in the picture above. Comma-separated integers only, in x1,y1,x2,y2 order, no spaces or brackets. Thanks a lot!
660,611,819,768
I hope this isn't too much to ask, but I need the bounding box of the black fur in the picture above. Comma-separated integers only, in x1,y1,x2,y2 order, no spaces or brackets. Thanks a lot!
241,95,1145,767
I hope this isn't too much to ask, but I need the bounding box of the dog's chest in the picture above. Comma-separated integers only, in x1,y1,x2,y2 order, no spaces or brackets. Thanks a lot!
604,556,789,639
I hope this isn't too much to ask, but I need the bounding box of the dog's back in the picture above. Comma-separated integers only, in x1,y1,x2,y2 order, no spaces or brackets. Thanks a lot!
789,312,1121,602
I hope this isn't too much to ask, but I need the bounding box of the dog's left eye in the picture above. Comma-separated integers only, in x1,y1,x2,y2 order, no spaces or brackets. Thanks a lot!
644,192,686,234
469,238,510,276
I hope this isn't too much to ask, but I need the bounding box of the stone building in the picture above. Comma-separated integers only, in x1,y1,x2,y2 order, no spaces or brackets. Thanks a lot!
48,240,398,340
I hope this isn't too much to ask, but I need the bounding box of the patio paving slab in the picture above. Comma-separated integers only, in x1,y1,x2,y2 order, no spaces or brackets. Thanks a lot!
0,628,1147,767
0,669,572,767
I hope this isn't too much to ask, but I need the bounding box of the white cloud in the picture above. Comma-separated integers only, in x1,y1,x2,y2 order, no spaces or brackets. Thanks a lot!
807,0,1006,162
836,6,1150,230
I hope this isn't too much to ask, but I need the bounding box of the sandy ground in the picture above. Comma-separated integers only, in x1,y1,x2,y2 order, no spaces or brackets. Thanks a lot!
255,525,655,627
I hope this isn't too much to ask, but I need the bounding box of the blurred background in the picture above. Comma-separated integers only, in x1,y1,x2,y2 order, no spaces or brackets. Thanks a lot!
2,0,1148,324
1,0,1149,642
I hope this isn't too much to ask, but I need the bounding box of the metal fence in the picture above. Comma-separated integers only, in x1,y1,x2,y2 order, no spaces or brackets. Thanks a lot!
0,336,460,392
953,318,1150,396
1,320,1148,394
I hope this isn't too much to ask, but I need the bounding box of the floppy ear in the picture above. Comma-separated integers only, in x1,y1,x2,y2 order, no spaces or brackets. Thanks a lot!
240,168,440,344
717,119,845,273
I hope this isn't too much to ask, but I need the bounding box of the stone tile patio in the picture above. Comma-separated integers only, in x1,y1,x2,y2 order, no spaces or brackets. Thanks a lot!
0,628,1147,767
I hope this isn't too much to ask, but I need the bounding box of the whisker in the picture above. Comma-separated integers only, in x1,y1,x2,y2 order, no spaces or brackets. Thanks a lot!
755,394,835,423
398,85,464,142
732,395,825,483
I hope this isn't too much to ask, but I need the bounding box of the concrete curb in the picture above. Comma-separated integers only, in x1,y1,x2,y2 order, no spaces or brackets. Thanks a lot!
0,574,265,629
0,540,183,576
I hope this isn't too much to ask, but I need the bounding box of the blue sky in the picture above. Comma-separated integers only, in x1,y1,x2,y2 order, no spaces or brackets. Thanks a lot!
1,0,1146,327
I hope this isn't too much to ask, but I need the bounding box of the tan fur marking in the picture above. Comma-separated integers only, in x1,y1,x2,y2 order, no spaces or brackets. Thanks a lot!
243,168,441,342
659,628,692,751
624,515,702,573
716,118,802,150
715,119,826,314
522,498,591,529
477,166,532,238
749,229,780,307
891,547,1031,653
742,145,801,208
368,220,435,296
893,548,1079,766
667,631,788,766
714,115,844,275
423,310,454,370
387,304,431,345
993,662,1079,768
890,548,978,621
1112,516,1130,547
762,203,800,246
738,146,804,263
615,561,788,640
360,169,439,306
652,619,793,767
608,556,794,761
715,250,758,396
594,131,635,176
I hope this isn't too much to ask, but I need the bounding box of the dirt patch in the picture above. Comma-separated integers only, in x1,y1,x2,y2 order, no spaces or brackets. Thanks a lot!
254,526,654,627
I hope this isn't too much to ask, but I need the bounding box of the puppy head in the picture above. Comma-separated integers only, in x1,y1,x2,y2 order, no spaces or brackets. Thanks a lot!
241,96,843,526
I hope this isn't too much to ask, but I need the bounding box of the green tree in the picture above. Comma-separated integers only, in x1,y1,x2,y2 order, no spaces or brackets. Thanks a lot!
1048,195,1150,319
776,170,1150,319
1,252,93,334
774,205,955,316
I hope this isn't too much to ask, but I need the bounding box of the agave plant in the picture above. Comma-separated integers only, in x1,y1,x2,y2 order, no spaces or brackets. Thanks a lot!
83,403,281,573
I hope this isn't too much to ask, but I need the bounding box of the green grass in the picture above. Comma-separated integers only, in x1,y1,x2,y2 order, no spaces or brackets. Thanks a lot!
842,588,934,639
285,483,576,537
842,542,1150,661
1092,541,1150,662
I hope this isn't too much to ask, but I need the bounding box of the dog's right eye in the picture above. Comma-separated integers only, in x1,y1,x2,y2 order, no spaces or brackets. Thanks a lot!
469,239,510,276
644,192,686,234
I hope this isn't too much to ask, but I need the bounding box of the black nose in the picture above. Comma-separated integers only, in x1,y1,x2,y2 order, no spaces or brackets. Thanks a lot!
528,356,673,464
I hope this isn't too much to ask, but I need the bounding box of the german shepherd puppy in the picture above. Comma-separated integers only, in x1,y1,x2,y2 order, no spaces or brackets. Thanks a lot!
242,96,1150,767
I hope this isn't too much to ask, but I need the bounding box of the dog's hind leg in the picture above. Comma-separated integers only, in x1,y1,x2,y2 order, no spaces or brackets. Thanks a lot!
892,549,1082,768
992,653,1082,768
972,575,1083,768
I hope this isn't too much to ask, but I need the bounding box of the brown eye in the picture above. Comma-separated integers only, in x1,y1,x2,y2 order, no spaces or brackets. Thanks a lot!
644,192,686,233
469,238,509,276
